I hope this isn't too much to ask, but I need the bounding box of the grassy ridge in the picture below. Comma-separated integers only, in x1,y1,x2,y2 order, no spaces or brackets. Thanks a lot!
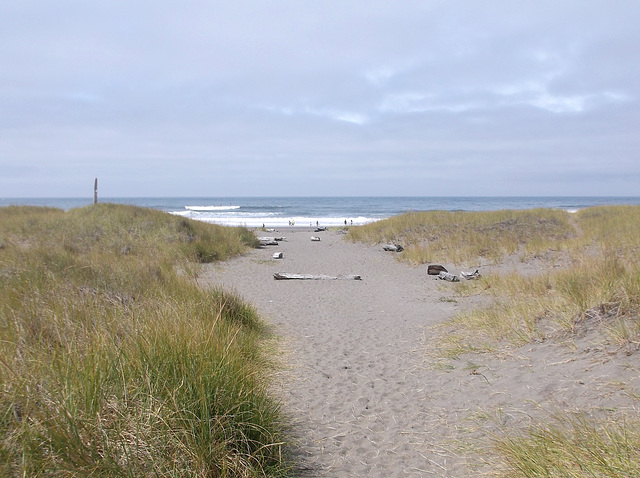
347,208,575,265
349,205,640,477
0,205,287,477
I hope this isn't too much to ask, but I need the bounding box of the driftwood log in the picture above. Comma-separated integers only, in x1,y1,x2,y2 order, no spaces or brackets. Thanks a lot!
274,273,361,281
258,236,285,246
383,244,404,252
437,271,459,282
461,269,481,280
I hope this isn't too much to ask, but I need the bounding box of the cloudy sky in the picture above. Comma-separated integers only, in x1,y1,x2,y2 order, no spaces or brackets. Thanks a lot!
1,1,638,198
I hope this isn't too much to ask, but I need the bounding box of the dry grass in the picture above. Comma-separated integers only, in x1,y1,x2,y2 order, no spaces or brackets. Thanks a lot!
348,208,575,265
490,411,640,477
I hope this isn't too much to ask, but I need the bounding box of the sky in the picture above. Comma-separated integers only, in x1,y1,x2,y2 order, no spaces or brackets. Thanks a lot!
1,1,639,198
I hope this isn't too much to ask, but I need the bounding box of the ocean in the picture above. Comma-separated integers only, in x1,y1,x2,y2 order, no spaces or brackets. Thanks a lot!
2,196,640,228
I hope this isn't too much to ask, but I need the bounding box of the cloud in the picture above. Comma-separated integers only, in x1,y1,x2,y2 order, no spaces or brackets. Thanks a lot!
1,1,639,197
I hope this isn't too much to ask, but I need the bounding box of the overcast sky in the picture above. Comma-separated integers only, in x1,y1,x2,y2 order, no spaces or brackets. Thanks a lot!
1,1,638,197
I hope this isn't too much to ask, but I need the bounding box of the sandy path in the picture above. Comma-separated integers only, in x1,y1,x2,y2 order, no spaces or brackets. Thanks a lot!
200,228,640,477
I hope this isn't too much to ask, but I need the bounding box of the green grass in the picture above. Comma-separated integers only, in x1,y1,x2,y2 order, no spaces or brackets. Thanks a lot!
0,204,287,477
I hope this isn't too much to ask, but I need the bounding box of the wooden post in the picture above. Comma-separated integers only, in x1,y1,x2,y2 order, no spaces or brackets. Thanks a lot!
94,178,98,204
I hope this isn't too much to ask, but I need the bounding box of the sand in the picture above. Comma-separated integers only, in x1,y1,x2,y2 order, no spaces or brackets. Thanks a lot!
200,227,640,477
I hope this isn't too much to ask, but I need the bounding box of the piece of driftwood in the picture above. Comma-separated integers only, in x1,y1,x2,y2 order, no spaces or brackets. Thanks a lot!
272,252,283,259
310,236,321,241
258,236,285,246
427,264,448,275
437,271,460,282
383,244,404,252
315,226,328,232
461,269,481,280
273,273,361,281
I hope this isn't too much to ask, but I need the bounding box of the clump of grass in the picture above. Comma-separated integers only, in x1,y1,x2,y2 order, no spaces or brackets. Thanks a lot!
490,411,640,477
0,204,287,477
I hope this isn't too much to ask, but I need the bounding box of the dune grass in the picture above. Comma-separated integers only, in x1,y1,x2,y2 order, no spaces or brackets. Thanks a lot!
0,204,287,477
347,208,575,265
349,205,640,477
491,412,640,477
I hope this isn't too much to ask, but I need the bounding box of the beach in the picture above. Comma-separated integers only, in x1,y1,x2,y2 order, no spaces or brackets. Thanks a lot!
201,226,640,477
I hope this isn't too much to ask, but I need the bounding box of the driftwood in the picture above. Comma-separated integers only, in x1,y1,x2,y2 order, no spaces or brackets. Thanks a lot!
310,236,321,241
258,236,285,246
315,226,328,232
427,264,448,275
272,252,283,259
461,269,481,280
383,244,404,252
274,273,361,281
437,271,459,282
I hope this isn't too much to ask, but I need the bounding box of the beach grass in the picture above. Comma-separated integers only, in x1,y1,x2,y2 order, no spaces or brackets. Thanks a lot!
0,204,287,477
490,411,640,477
347,208,575,265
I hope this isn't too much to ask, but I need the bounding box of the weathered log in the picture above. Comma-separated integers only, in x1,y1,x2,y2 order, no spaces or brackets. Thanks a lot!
383,244,404,252
274,273,361,281
272,252,284,259
314,226,328,232
437,271,459,282
427,264,448,275
461,269,481,280
258,236,285,242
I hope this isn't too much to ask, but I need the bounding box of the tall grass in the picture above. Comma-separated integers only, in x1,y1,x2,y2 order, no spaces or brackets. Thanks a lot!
0,204,287,477
491,412,640,477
